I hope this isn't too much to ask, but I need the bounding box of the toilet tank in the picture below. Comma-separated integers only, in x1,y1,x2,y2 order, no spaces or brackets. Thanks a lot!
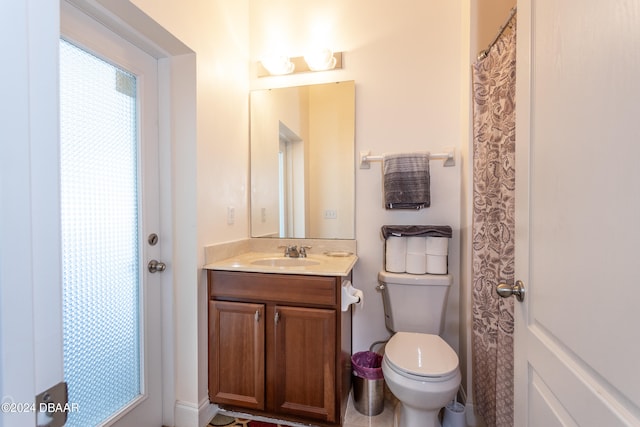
378,271,453,335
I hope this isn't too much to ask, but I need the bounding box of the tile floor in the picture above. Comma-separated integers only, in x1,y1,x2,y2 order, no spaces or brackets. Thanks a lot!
219,387,473,427
342,390,396,427
219,388,397,427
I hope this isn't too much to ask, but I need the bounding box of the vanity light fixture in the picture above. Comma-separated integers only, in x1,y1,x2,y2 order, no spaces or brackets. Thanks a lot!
258,49,343,77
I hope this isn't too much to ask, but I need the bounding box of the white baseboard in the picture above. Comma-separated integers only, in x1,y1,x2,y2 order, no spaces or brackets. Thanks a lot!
174,399,217,427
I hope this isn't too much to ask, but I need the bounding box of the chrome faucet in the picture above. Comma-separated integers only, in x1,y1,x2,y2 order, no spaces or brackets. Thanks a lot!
279,245,312,258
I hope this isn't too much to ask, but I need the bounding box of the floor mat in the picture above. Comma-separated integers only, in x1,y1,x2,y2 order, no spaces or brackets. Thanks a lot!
209,414,282,427
209,414,236,426
246,421,281,427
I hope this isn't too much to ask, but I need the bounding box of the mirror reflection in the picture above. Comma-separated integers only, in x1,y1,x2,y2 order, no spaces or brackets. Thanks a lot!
250,81,355,239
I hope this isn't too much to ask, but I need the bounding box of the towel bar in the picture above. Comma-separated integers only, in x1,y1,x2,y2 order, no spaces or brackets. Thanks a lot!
359,147,456,169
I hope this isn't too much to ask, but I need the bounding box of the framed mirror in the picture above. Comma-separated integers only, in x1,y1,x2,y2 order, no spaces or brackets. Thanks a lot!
250,81,355,239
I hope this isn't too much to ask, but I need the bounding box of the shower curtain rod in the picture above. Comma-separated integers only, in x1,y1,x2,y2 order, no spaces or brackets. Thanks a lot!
477,6,517,61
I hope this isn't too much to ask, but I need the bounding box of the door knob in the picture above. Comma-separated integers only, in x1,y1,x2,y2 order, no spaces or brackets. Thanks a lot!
148,260,166,273
496,280,525,302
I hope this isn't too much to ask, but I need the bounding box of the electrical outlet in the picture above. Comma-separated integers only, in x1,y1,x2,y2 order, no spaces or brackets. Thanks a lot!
324,209,337,219
227,206,235,225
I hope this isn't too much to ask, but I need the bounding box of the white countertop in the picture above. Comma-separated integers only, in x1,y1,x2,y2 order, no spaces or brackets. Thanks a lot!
203,251,358,277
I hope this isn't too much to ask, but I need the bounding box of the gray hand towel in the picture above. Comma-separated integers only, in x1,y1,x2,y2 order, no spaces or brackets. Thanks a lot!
383,152,430,209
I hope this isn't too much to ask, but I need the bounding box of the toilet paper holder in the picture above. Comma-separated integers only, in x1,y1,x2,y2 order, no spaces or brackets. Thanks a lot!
341,280,363,312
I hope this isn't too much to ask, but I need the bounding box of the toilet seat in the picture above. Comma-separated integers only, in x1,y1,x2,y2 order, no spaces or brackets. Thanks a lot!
385,332,459,380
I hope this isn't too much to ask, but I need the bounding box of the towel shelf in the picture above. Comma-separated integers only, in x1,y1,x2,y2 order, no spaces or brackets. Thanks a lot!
359,147,456,169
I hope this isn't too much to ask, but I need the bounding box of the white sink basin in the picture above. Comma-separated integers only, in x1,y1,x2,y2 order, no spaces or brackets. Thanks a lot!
250,257,321,267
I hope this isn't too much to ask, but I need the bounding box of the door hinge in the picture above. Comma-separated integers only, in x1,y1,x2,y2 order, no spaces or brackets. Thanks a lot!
35,382,68,427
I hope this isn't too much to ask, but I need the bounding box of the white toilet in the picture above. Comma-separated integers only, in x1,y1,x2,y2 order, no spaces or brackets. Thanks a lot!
379,271,461,427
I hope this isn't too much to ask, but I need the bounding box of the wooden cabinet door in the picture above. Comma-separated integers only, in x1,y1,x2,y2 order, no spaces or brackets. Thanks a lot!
272,305,336,422
209,300,265,410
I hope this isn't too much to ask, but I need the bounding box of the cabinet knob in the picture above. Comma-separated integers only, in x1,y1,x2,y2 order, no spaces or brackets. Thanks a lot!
255,310,261,322
274,311,280,324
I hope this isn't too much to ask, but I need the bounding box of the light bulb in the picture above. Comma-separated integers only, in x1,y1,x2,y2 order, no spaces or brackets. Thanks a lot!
260,54,295,76
304,48,337,71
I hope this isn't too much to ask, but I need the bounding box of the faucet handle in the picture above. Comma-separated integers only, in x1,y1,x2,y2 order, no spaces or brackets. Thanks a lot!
299,246,312,257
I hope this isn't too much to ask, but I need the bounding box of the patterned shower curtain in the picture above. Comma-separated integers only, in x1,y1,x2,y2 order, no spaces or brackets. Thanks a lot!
471,12,516,427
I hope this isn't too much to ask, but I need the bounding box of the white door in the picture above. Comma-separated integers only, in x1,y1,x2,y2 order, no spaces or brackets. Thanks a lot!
59,3,163,426
513,1,640,426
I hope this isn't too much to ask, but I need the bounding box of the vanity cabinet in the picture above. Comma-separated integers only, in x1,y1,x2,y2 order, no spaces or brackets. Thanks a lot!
208,270,351,426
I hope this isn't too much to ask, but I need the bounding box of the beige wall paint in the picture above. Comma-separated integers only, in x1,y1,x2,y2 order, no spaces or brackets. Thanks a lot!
472,0,517,59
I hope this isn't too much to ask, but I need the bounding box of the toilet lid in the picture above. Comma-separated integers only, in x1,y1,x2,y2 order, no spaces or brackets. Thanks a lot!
385,332,459,378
